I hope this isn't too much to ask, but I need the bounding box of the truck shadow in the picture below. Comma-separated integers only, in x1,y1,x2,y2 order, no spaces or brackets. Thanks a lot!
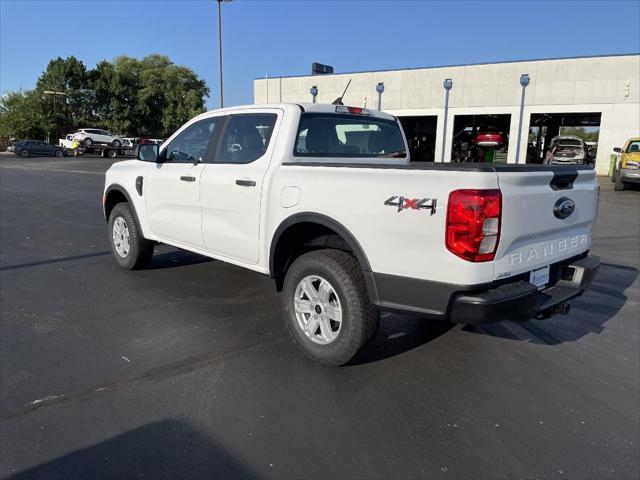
350,314,455,365
6,419,255,480
143,249,212,270
462,262,638,345
351,261,637,362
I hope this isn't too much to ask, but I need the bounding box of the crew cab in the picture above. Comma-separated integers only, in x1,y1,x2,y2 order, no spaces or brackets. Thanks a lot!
103,103,600,366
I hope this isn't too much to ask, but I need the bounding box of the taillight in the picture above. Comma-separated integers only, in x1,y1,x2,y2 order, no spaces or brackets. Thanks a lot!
335,105,370,115
446,189,502,262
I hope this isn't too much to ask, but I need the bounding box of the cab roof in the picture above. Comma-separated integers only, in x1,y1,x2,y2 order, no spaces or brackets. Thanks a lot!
199,103,397,122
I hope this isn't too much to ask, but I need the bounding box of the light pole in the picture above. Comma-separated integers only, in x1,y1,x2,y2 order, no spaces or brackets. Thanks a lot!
43,90,67,142
515,73,530,164
216,0,232,108
441,78,452,162
310,85,318,103
376,82,384,111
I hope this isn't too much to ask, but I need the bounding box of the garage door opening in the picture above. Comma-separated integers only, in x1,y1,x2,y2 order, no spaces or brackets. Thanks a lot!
451,114,511,163
398,116,437,162
527,112,601,164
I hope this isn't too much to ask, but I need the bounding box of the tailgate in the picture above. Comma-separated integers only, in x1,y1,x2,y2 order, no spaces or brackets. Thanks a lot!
493,167,598,280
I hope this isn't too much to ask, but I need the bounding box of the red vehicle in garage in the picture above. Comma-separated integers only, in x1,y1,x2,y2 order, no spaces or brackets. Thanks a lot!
474,130,506,148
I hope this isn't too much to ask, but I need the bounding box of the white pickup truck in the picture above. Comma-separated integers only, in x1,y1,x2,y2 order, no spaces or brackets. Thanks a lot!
103,103,600,366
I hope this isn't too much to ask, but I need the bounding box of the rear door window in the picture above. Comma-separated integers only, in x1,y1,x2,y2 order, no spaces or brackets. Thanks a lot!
216,113,277,164
294,113,406,158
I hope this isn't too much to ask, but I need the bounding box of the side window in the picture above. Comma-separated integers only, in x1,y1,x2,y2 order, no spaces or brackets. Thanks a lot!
217,113,277,164
163,117,217,163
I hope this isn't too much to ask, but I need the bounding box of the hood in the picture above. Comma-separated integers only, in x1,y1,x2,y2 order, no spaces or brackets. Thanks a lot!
622,151,640,167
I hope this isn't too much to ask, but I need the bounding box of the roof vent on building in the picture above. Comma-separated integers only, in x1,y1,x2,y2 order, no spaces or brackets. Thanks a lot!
312,62,334,75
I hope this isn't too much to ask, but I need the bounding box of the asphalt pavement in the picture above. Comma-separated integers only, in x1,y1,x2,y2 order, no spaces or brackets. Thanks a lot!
0,154,638,479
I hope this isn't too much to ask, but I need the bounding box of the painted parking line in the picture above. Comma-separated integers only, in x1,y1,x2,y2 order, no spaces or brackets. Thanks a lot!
0,164,104,175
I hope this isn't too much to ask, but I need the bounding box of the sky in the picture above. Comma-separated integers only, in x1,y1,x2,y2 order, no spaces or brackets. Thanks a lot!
1,0,639,109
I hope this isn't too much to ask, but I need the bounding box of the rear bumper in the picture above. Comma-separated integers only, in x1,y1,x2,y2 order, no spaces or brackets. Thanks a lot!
365,255,599,324
450,256,599,323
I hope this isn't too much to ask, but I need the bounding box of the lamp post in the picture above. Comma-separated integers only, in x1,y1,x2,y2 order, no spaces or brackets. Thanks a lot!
441,78,453,162
43,90,67,142
515,73,530,164
310,85,318,103
376,82,384,111
216,0,233,108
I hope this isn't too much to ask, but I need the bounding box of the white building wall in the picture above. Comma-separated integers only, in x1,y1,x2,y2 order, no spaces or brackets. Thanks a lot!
254,55,640,174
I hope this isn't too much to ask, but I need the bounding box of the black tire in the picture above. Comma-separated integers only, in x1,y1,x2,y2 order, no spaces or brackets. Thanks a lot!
54,149,63,157
20,149,29,157
108,202,154,270
614,170,626,191
112,139,121,147
282,249,378,367
107,149,117,158
84,138,93,146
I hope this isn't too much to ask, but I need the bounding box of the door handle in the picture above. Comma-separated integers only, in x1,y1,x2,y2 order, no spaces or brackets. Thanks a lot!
180,175,196,182
235,179,256,187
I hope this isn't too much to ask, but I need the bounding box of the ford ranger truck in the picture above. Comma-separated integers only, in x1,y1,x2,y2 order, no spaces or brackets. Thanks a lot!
103,104,600,366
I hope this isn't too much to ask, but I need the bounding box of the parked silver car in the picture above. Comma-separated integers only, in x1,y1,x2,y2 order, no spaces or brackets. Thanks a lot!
546,136,589,165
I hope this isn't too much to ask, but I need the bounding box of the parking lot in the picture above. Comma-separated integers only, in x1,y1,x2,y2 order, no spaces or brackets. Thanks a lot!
0,154,638,479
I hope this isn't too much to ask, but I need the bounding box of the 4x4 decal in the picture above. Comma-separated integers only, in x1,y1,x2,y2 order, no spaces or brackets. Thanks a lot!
384,196,437,215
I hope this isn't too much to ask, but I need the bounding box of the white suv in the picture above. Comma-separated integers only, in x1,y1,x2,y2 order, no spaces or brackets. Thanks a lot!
74,129,124,147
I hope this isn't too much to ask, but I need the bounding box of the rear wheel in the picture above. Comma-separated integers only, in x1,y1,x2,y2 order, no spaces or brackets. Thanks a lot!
282,249,378,366
107,149,117,158
112,139,121,147
54,149,63,157
108,202,154,270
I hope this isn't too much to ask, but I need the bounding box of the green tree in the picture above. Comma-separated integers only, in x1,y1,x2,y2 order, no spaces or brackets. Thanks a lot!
35,56,96,136
558,126,600,143
90,54,208,137
1,54,209,141
0,90,53,139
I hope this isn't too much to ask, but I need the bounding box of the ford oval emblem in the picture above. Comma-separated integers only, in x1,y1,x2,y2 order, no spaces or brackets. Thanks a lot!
554,197,576,219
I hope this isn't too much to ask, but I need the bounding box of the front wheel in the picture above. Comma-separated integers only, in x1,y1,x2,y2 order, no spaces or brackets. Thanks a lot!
282,249,378,366
112,139,121,147
84,138,93,146
614,171,626,191
108,202,154,269
54,149,63,157
20,149,29,157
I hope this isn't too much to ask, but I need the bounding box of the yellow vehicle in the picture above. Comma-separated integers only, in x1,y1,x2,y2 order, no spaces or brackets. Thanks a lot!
613,137,640,191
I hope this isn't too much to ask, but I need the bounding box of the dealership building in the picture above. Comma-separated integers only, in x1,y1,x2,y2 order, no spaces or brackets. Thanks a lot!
253,54,639,174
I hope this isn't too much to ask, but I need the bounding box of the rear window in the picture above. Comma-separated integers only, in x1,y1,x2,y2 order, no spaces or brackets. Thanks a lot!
294,113,406,158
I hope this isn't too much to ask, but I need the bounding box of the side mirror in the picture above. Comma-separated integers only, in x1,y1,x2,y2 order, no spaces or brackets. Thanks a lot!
613,147,623,153
137,143,159,162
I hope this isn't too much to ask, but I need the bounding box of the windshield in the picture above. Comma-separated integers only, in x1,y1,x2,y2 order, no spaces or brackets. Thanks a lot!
294,113,406,158
626,140,640,153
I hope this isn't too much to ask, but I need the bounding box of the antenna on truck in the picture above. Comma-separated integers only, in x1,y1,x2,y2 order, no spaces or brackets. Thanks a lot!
332,79,352,105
